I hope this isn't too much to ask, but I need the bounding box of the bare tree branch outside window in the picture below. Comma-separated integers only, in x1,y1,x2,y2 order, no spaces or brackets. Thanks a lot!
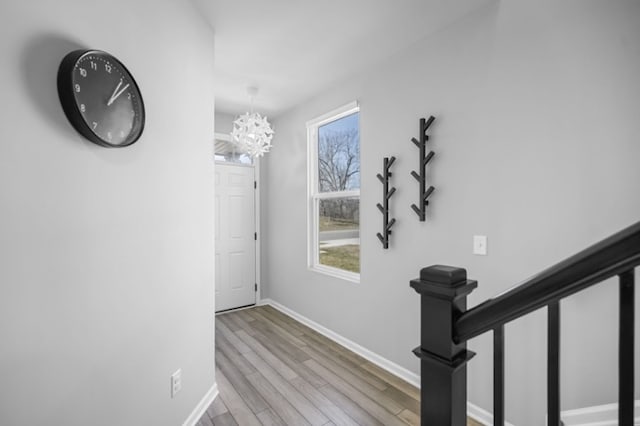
318,127,360,192
317,115,360,226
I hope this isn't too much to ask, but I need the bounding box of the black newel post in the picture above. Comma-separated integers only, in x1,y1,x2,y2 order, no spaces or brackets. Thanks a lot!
410,265,477,426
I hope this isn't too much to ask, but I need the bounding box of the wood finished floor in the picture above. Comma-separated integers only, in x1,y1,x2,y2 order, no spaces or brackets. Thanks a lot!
197,305,482,426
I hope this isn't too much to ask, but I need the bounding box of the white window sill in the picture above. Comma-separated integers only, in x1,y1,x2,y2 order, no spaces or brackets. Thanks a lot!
309,264,360,284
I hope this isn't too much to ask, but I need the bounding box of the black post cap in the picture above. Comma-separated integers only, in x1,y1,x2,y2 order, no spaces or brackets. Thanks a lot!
420,265,467,284
410,265,477,299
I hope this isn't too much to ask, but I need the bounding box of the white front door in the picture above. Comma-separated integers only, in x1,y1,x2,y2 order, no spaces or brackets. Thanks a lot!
215,164,256,312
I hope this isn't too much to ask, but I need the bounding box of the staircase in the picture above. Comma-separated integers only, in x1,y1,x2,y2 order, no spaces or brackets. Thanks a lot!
411,221,639,425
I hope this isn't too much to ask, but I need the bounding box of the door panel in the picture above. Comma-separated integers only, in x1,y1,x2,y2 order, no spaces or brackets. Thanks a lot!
215,164,256,312
229,195,245,239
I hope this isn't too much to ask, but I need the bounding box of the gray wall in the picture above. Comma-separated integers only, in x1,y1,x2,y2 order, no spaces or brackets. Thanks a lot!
262,1,640,424
0,1,215,425
214,112,235,135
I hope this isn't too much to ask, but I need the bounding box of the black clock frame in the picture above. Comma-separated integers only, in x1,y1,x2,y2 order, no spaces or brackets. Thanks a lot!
57,49,145,148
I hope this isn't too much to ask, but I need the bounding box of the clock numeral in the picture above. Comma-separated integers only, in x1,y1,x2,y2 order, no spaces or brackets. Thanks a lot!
105,64,112,73
92,121,98,130
79,68,87,77
80,104,86,113
74,84,81,93
90,61,97,70
127,92,131,100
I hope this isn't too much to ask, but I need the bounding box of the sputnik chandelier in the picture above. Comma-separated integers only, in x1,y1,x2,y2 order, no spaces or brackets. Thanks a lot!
231,87,274,158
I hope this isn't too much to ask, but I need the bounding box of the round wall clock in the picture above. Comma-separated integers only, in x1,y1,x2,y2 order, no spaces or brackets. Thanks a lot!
57,49,145,148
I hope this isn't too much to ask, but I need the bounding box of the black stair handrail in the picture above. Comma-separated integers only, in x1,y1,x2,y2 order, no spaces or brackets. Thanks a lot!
454,220,640,343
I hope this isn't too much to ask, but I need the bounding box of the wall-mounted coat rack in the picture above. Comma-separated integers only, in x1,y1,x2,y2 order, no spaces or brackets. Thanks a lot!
377,156,397,249
410,116,436,221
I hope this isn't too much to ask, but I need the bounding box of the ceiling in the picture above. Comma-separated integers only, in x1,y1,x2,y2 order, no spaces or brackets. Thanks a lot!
193,0,494,117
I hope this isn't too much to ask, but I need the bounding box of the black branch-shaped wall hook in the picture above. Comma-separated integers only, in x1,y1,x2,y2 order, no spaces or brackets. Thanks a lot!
410,116,436,221
376,156,397,249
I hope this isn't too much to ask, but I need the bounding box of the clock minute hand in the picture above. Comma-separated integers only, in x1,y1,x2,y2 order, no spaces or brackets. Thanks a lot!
107,82,129,106
107,80,123,106
108,83,130,106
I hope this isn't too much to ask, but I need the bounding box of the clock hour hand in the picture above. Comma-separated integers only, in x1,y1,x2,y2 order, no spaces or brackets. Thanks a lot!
107,81,130,106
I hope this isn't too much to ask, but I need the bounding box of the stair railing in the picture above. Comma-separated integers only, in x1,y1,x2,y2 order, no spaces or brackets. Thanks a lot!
410,221,640,425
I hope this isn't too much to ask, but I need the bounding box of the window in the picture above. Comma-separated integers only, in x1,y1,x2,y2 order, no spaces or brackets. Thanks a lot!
307,102,360,282
214,132,254,165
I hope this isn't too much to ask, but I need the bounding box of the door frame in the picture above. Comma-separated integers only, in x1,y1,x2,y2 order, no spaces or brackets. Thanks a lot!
214,132,261,306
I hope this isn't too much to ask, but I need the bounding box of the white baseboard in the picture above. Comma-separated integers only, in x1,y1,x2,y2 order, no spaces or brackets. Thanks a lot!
183,382,219,426
467,402,515,426
560,400,640,426
260,298,512,425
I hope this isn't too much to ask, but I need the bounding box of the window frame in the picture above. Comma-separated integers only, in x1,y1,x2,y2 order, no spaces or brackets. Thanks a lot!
306,101,360,283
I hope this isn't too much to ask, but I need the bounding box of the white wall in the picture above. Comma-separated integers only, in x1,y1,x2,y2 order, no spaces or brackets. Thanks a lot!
0,1,215,425
263,1,640,425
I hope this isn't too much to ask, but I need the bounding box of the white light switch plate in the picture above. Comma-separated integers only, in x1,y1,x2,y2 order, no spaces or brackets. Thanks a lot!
473,235,487,255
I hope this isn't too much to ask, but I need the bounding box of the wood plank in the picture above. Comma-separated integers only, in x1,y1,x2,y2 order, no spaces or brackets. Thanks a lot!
236,308,256,322
243,351,329,426
467,417,484,426
260,306,367,365
206,395,229,419
249,308,307,347
304,359,406,426
245,371,311,426
398,408,419,425
383,385,420,415
224,311,257,336
256,408,286,426
289,376,359,426
216,350,269,414
301,345,403,414
235,329,298,381
216,320,251,354
215,368,262,426
360,361,420,401
318,384,384,426
215,332,257,376
298,334,388,391
250,319,311,363
248,323,327,388
243,306,267,322
210,412,238,426
218,313,242,332
297,327,368,367
255,305,307,336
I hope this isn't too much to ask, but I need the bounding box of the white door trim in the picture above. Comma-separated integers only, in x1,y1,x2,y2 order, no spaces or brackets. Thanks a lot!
254,157,262,303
